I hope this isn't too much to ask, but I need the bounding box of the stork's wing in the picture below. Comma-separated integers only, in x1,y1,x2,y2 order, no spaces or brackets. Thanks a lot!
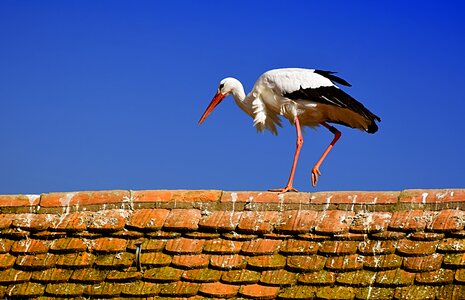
271,69,381,123
313,69,352,87
284,84,380,122
262,68,336,95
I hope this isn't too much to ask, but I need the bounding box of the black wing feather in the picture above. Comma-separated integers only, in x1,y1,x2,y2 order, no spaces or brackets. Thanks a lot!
284,85,381,124
314,69,352,87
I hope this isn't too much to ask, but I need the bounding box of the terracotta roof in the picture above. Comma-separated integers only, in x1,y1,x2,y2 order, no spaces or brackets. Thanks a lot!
0,189,464,299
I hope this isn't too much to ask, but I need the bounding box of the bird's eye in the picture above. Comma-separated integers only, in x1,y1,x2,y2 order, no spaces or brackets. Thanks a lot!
219,83,225,90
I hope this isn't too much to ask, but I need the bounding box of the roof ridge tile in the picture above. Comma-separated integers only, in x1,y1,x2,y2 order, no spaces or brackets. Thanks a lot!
1,189,465,209
400,189,465,204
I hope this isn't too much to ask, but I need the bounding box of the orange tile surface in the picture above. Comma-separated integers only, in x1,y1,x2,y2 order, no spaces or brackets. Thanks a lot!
0,188,462,298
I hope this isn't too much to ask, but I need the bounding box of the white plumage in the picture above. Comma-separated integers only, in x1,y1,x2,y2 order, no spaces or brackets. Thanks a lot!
198,68,380,192
260,68,334,94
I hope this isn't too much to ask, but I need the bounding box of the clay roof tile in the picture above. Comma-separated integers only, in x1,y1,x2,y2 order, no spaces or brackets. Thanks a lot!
0,188,463,298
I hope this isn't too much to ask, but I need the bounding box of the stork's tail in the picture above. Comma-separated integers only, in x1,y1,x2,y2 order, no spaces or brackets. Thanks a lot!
367,122,379,134
366,113,381,134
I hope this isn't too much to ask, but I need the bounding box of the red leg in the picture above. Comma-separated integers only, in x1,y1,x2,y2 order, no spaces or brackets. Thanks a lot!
311,122,341,187
269,116,303,193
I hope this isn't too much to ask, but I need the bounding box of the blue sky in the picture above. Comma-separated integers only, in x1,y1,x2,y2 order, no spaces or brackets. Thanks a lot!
1,1,464,194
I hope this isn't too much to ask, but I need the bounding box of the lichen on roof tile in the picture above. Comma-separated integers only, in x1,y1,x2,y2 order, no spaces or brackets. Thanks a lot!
171,254,210,269
210,254,247,270
198,281,239,298
239,283,280,299
325,254,364,272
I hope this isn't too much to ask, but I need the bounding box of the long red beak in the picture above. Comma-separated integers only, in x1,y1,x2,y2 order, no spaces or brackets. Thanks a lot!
198,92,226,125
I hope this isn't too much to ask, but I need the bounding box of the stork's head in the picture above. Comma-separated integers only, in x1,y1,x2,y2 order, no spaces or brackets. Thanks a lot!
198,77,240,125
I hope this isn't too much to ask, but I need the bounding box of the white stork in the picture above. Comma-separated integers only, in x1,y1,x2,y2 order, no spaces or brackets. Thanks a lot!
198,68,380,192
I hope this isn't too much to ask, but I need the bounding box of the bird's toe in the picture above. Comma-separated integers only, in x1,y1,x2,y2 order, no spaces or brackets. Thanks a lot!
268,186,299,193
311,168,322,187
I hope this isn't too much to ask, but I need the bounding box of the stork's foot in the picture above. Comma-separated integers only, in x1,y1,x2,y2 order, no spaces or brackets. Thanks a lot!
268,186,299,193
311,167,322,187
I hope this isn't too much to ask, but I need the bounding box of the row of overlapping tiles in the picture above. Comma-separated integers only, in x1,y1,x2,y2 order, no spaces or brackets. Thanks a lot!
0,189,464,299
2,189,465,209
